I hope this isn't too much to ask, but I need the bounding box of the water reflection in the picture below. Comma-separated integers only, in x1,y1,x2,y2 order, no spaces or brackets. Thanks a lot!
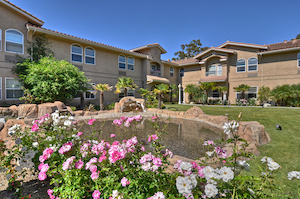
78,118,224,159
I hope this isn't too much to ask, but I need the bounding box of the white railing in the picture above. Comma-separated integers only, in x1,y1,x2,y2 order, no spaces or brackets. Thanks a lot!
150,70,161,76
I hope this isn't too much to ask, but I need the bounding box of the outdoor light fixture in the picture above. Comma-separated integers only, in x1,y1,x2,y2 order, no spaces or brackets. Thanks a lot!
276,124,282,130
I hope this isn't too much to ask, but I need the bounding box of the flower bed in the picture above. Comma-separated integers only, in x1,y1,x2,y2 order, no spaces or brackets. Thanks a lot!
0,111,299,198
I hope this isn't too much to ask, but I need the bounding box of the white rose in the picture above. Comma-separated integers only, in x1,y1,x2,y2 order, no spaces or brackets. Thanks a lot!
32,142,39,148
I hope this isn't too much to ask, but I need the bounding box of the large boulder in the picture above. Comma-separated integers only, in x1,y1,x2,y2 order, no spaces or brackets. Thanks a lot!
236,121,271,146
54,101,67,110
38,103,59,118
0,119,34,140
9,105,18,117
18,104,38,118
0,107,12,117
114,97,145,113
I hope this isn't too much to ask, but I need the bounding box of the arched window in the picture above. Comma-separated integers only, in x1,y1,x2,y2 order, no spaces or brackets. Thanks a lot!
248,57,258,71
236,59,246,72
150,63,161,76
127,57,134,70
180,68,184,77
170,67,174,77
0,28,2,51
71,44,82,62
298,52,300,67
119,55,126,69
5,29,23,54
85,47,95,64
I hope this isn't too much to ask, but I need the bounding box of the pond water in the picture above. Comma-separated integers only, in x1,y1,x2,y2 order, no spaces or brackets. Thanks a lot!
78,118,224,159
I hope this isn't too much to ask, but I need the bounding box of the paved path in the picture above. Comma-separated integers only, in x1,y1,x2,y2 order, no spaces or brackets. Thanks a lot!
178,104,300,109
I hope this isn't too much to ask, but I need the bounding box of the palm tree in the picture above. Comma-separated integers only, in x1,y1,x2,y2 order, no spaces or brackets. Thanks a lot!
169,84,178,102
93,83,112,111
258,86,270,104
234,84,250,99
115,77,138,97
217,86,228,104
198,82,216,104
184,84,197,102
153,84,169,109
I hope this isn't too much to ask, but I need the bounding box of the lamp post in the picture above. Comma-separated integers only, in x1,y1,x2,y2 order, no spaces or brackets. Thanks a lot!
178,84,182,104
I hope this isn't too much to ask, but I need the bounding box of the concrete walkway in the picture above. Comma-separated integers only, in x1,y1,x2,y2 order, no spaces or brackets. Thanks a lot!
178,103,300,109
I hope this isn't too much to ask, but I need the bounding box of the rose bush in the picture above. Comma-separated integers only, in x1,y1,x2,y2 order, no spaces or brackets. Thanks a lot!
0,111,298,198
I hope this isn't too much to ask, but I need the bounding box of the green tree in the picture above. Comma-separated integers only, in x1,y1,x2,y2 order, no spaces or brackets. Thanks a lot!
258,86,271,104
184,84,197,102
217,86,228,103
93,83,112,111
172,39,208,60
19,56,89,103
296,34,300,39
198,82,216,104
169,84,178,102
234,84,250,99
153,84,169,109
28,34,53,63
115,77,138,97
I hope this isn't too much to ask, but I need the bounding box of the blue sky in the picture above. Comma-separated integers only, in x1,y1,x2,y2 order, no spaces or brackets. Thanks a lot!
9,0,300,60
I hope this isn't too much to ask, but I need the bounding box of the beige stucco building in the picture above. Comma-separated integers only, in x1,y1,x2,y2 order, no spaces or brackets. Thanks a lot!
1,0,300,106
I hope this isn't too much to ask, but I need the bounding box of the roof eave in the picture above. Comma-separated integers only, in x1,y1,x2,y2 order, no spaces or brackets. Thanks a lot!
27,26,148,58
194,48,235,59
178,62,199,66
258,46,300,55
219,42,268,49
130,44,167,54
1,0,44,26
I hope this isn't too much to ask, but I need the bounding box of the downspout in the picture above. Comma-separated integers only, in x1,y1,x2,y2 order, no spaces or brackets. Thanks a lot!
259,53,263,86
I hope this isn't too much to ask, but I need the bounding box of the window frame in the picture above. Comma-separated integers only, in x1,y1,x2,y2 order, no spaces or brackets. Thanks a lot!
5,77,23,100
298,52,300,67
118,55,126,70
180,68,184,77
212,89,220,98
236,59,246,73
85,83,96,99
247,57,258,72
84,47,95,65
170,66,174,77
5,29,24,54
127,57,134,71
71,44,83,63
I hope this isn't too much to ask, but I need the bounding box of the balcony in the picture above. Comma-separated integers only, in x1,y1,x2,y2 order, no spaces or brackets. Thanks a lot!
206,71,216,76
150,70,161,76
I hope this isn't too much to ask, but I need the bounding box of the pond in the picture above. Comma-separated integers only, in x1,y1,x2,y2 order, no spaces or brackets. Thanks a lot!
78,118,225,159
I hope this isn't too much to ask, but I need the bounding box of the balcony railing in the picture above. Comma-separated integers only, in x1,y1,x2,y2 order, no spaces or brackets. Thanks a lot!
150,70,161,76
206,71,216,76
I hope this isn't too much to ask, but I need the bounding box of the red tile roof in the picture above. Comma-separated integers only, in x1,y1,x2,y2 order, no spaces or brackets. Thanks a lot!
266,39,300,51
2,0,44,25
199,76,227,82
171,57,198,65
26,24,148,58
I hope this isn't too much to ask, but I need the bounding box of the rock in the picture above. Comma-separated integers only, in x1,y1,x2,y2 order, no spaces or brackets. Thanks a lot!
54,101,66,110
18,104,38,118
263,103,271,108
1,107,12,117
8,105,18,117
0,117,5,124
0,119,34,140
74,110,85,116
83,112,98,116
236,121,271,146
66,106,75,116
38,103,59,118
0,123,4,132
114,97,145,113
183,106,204,118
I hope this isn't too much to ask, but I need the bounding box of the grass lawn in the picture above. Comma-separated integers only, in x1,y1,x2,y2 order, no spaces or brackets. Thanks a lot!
165,104,300,198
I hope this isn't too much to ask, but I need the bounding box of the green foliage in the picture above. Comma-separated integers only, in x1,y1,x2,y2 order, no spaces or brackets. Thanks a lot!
172,39,208,60
138,88,157,108
234,84,250,99
184,84,204,103
115,77,138,97
28,34,53,63
153,84,169,109
198,82,216,104
19,56,89,103
93,83,112,111
169,84,178,102
258,86,270,104
270,83,300,106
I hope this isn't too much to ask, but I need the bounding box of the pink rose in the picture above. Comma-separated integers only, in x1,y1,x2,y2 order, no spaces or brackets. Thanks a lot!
77,132,83,136
92,190,101,199
91,171,99,180
31,124,39,132
88,119,96,125
75,159,84,169
38,172,47,181
110,134,116,138
121,177,130,187
47,189,53,196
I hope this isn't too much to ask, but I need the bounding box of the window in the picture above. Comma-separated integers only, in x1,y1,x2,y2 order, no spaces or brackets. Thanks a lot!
5,29,23,54
6,78,23,99
127,57,134,70
71,44,82,62
298,53,300,67
170,67,174,77
85,83,95,99
180,68,184,77
119,55,126,69
150,63,161,76
0,28,2,51
236,86,257,99
236,59,246,72
212,89,220,98
248,58,258,71
119,89,135,99
85,47,95,64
